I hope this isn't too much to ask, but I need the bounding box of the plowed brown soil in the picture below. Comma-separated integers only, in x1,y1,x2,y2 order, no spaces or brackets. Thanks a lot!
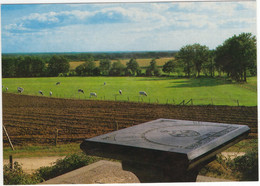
2,93,257,146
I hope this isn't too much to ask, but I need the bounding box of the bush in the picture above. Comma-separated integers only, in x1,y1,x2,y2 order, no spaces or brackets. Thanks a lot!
232,149,258,181
35,153,99,181
4,162,43,185
200,149,258,181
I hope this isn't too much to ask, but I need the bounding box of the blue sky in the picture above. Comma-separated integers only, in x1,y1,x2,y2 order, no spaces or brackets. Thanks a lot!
1,1,257,53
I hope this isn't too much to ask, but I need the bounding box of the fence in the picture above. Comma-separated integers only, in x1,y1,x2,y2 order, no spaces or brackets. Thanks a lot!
47,93,247,107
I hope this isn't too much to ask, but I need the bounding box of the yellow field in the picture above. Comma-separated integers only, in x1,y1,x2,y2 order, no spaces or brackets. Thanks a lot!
69,57,174,70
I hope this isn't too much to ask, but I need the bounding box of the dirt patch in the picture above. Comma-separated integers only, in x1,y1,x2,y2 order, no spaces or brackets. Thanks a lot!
3,156,65,174
2,93,257,146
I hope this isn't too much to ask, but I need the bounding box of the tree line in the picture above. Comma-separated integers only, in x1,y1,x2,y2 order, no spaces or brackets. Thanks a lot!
2,33,256,82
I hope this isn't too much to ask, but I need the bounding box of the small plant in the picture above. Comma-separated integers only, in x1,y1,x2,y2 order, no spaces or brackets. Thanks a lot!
3,162,43,185
35,152,99,181
232,149,258,181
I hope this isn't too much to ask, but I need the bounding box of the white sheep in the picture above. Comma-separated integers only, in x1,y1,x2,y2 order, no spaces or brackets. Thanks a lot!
39,90,43,95
17,87,24,93
139,91,147,96
78,89,84,94
49,91,52,96
119,90,122,95
6,87,8,91
90,92,97,97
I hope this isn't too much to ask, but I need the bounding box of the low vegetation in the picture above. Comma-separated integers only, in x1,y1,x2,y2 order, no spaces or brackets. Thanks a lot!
3,153,100,185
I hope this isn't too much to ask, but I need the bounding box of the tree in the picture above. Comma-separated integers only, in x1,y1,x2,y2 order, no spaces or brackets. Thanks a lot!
31,56,46,77
109,61,125,76
175,45,194,78
146,59,160,76
75,61,96,76
47,55,70,76
99,59,111,75
162,60,175,75
215,33,256,82
2,57,17,77
16,56,32,77
126,58,140,76
192,44,210,77
202,50,216,77
176,44,210,77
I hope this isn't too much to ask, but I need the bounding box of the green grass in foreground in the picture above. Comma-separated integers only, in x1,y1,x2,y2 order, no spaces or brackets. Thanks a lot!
2,76,257,106
3,143,82,159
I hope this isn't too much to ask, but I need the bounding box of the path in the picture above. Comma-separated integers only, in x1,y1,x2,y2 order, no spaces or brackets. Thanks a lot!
3,156,65,174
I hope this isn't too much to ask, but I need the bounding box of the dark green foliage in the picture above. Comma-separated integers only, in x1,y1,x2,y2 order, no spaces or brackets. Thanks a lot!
145,59,161,76
47,55,70,76
99,59,111,75
4,162,43,185
176,43,210,78
232,149,258,181
200,148,258,181
75,61,96,76
35,153,99,181
126,58,140,76
2,56,46,78
109,60,126,76
162,60,177,75
3,153,99,184
215,33,256,82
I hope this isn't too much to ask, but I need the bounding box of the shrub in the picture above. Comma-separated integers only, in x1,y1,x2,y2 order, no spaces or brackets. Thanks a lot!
232,149,258,181
35,153,99,181
4,161,43,185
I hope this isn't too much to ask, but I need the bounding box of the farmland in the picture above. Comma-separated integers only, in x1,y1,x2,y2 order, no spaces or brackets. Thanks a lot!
2,93,257,147
2,76,257,106
69,57,174,70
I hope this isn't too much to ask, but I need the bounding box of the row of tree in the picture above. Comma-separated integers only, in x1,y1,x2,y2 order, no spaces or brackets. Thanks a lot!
162,33,256,82
2,55,70,78
2,33,256,82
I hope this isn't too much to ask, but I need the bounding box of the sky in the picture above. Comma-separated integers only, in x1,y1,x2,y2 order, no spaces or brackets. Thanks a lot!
1,0,257,53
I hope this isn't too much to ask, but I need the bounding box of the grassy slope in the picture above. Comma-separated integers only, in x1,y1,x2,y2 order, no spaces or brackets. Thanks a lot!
2,76,257,106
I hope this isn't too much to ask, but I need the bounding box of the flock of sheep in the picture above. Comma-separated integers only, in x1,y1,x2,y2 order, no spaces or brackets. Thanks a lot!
4,81,148,98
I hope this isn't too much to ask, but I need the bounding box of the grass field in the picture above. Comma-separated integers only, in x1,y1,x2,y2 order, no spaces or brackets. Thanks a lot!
2,76,257,106
69,57,174,69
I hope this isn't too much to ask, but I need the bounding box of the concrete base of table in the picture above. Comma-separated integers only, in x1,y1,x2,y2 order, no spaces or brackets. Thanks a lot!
122,155,216,182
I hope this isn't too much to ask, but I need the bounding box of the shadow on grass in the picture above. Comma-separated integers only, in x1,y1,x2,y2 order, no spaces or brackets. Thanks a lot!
166,77,233,88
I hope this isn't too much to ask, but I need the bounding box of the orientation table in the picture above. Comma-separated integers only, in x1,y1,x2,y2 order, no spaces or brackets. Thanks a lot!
80,119,250,182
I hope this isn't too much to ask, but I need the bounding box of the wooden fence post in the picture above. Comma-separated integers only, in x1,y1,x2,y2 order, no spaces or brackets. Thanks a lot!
55,129,59,146
9,155,13,170
3,125,15,151
115,121,118,131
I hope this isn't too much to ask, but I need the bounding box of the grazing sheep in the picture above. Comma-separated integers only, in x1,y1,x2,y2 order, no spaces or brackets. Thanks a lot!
139,91,147,96
49,91,52,96
119,90,122,95
39,90,43,95
78,89,84,94
90,92,97,97
56,82,60,85
17,87,24,93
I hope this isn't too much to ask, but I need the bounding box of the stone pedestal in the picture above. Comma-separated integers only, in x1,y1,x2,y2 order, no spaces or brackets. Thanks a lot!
80,119,250,183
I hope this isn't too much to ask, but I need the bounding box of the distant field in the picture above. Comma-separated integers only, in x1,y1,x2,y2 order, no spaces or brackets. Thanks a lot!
69,57,174,70
2,76,257,106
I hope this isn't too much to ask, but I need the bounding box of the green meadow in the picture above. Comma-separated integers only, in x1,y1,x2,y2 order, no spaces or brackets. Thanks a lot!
2,76,257,106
